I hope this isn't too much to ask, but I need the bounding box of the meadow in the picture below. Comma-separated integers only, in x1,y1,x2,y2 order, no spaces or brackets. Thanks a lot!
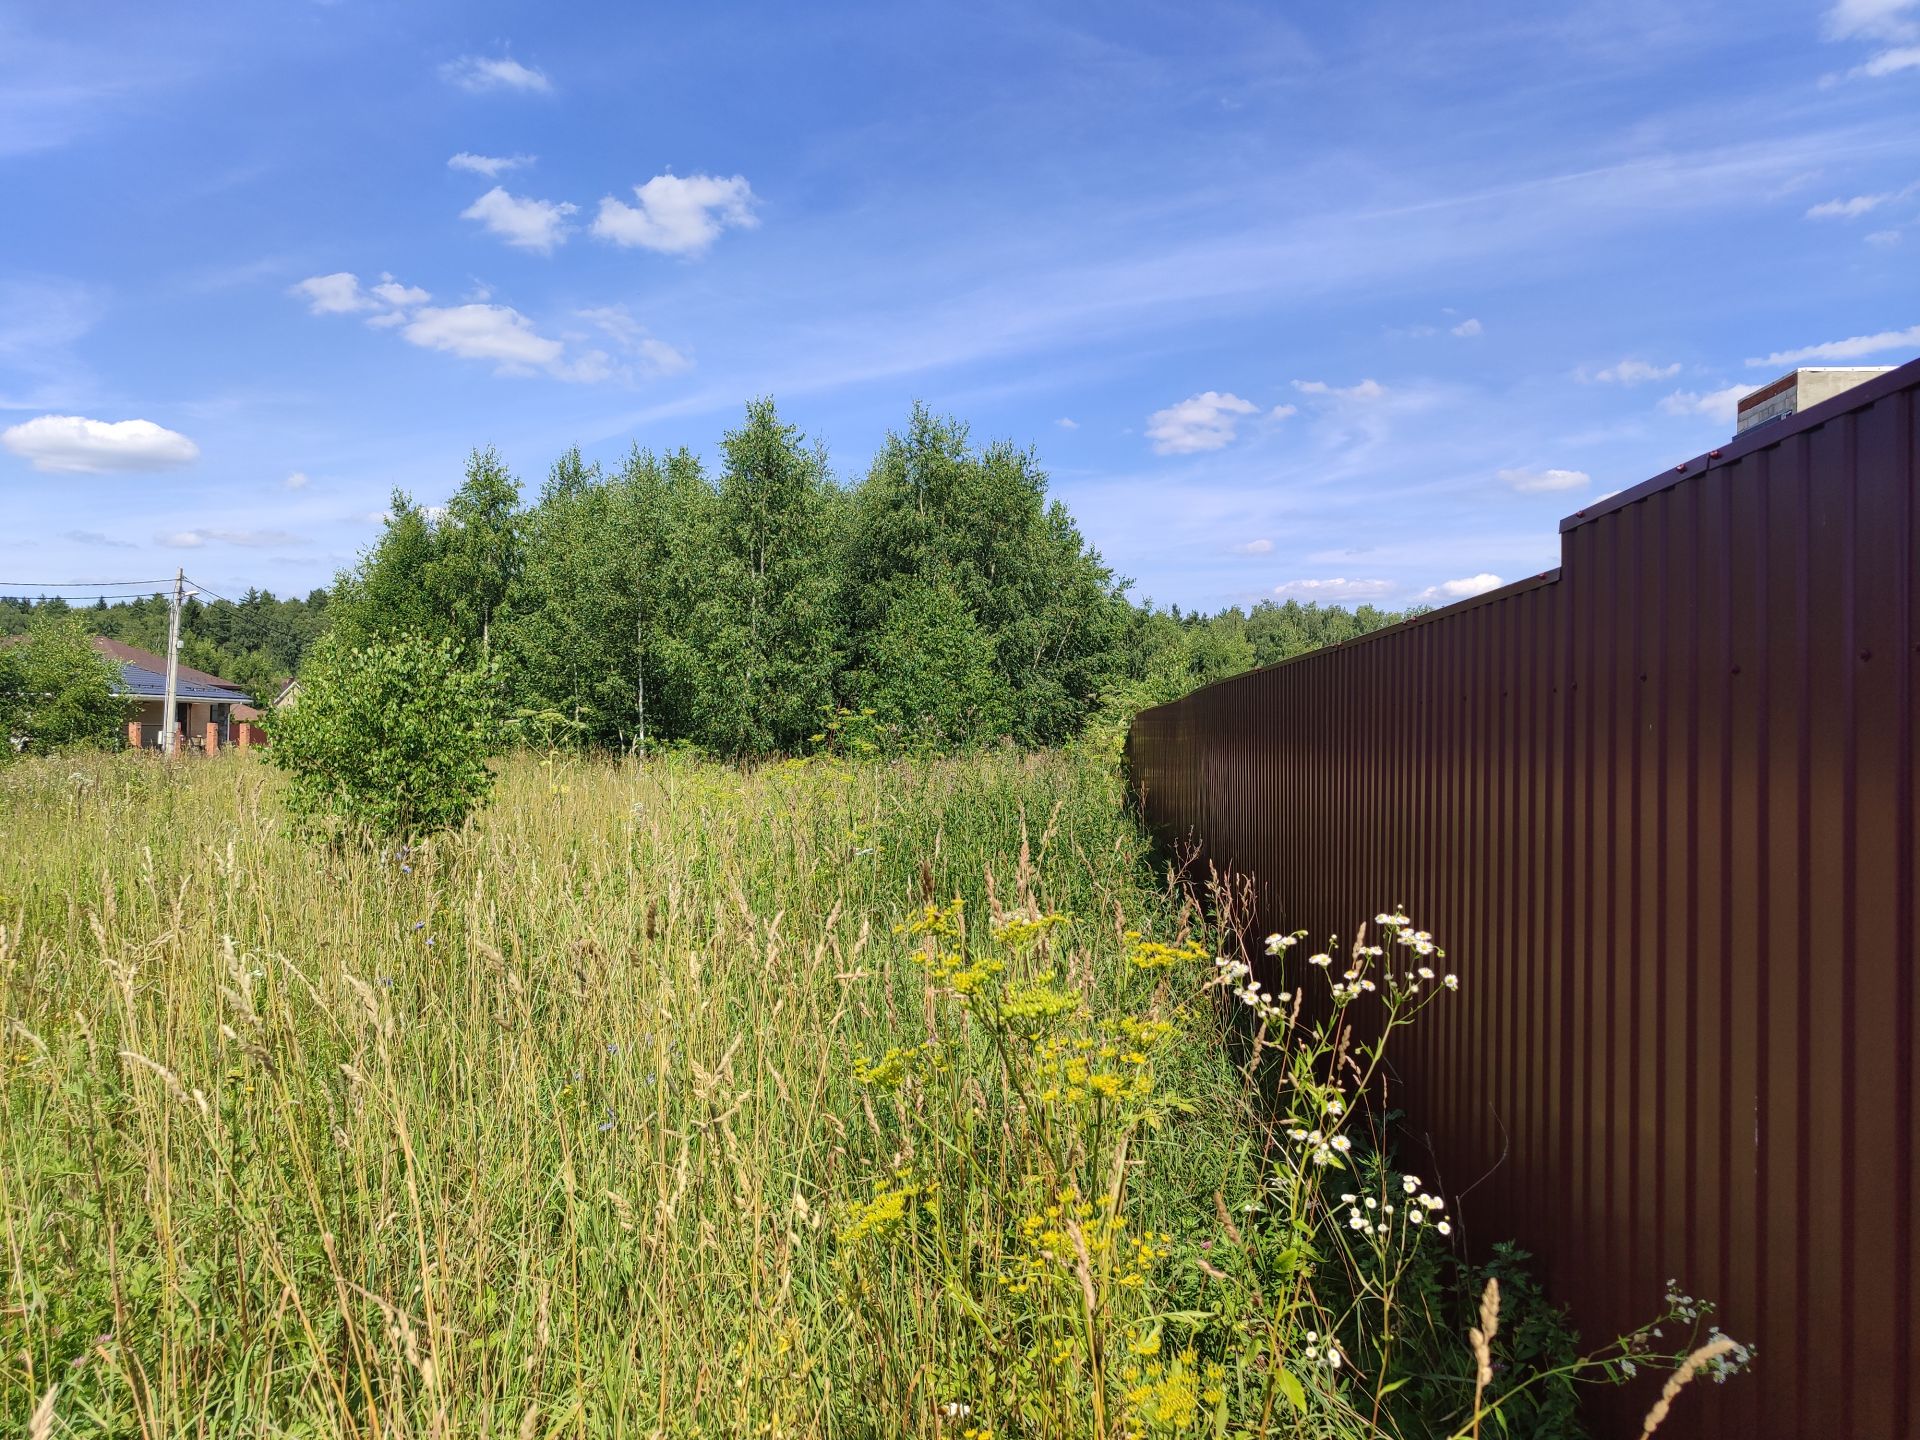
0,750,1729,1438
0,750,1255,1436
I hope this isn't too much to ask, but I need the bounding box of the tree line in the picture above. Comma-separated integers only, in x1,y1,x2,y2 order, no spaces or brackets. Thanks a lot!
0,588,329,706
5,400,1415,757
325,400,1413,756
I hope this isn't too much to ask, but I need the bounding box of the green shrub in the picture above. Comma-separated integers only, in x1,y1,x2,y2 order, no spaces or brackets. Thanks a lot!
0,613,129,758
263,632,499,840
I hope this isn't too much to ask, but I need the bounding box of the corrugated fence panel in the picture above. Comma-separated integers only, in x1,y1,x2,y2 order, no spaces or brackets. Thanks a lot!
1126,360,1920,1439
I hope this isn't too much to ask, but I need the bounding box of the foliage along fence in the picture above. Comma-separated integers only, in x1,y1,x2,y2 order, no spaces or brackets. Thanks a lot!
1127,359,1920,1440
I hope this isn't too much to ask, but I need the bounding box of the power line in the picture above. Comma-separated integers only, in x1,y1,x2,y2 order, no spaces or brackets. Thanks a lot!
181,576,240,606
0,576,253,605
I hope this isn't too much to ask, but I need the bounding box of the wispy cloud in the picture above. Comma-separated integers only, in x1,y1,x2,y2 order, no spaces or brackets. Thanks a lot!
1231,538,1274,555
448,152,533,178
1498,466,1590,493
290,272,689,385
1822,0,1920,76
1855,44,1920,74
461,186,577,253
1418,572,1504,602
1747,323,1920,366
158,527,304,549
1586,358,1681,383
0,275,102,412
3,414,199,473
1273,577,1394,601
1293,378,1386,401
1660,384,1751,421
283,471,309,490
1826,0,1918,40
61,529,133,547
592,173,758,256
440,55,551,95
1054,416,1079,430
1450,317,1483,337
1807,191,1896,218
576,305,693,378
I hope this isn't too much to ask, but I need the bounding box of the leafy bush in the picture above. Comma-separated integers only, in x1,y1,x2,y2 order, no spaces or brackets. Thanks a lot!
263,632,499,840
0,613,128,757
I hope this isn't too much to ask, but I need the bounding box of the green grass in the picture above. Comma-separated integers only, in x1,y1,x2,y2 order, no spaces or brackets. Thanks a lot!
1,750,1733,1440
0,749,1258,1437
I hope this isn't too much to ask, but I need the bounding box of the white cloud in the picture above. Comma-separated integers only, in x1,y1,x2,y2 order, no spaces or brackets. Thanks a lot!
1293,377,1386,401
1807,192,1894,219
1867,228,1904,246
1747,324,1920,366
290,272,374,315
1273,577,1394,601
1498,466,1591,493
284,471,309,490
1660,384,1752,422
292,279,674,385
1589,358,1681,383
61,529,133,548
1055,416,1079,430
1145,391,1262,454
441,55,551,94
371,278,430,308
401,304,567,373
159,528,302,549
291,272,429,321
1418,573,1505,602
1231,538,1274,555
448,152,533,177
591,173,758,256
461,186,577,253
3,414,199,473
1451,317,1483,337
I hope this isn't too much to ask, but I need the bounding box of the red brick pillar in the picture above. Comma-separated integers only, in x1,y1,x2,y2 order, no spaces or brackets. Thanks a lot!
128,719,144,748
205,721,219,755
236,723,251,750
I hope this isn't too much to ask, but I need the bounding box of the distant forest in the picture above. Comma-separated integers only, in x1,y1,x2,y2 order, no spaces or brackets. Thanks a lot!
0,588,329,707
4,402,1415,748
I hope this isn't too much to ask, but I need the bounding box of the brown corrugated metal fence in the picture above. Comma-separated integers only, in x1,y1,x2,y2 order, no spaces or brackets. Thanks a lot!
1128,360,1919,1438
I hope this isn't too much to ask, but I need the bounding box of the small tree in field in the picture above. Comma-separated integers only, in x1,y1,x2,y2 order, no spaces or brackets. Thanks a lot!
0,614,129,757
265,633,499,841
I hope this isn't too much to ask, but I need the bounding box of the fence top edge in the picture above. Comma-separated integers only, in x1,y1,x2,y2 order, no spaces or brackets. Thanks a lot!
1559,354,1920,535
1132,567,1564,720
1132,355,1920,730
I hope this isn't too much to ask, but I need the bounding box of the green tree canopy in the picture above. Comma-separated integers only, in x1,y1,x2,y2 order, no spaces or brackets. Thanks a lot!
0,614,130,757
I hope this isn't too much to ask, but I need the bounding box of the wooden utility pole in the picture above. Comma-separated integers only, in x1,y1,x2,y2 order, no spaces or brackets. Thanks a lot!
161,568,183,757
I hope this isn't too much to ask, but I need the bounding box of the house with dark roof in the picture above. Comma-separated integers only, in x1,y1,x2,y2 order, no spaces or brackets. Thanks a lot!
94,638,257,750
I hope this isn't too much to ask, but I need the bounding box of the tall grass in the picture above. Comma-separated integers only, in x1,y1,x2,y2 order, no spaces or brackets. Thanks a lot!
0,750,1251,1436
0,750,1745,1438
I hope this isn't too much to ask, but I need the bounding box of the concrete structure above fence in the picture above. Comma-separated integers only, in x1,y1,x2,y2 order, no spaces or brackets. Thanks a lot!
1128,357,1920,1439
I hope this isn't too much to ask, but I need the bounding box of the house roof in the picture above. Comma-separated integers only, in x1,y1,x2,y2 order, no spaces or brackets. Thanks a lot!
91,637,254,704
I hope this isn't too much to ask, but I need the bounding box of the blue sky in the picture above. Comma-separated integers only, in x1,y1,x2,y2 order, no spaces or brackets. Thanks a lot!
2,0,1917,612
